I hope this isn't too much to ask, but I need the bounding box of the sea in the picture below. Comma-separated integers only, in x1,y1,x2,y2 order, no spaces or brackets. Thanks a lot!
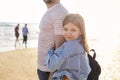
0,22,39,52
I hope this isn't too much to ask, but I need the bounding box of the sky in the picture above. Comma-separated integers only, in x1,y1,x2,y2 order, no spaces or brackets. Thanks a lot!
0,0,120,36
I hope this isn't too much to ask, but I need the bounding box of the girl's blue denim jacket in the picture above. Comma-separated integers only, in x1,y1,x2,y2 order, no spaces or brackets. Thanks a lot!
46,38,91,80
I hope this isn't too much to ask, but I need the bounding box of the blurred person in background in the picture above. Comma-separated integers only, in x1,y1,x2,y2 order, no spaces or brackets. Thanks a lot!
22,24,29,48
14,24,20,47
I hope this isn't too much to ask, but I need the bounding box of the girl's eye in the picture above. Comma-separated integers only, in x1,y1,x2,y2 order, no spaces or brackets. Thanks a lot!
63,28,67,31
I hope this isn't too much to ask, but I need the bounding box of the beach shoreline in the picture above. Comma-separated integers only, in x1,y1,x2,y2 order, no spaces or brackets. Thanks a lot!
0,39,38,53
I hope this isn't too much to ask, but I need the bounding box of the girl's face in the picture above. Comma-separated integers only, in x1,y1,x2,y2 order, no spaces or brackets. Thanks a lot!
63,23,81,41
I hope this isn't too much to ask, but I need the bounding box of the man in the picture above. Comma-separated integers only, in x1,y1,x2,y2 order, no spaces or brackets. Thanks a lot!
14,24,20,47
22,24,29,48
37,0,68,80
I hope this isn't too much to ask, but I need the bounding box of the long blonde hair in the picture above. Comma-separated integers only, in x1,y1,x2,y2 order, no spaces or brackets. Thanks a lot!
63,13,89,53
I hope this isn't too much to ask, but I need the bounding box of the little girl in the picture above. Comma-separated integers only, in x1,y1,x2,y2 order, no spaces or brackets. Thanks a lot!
46,13,91,80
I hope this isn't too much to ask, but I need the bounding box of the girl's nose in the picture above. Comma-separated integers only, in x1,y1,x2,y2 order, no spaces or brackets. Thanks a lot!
66,31,72,36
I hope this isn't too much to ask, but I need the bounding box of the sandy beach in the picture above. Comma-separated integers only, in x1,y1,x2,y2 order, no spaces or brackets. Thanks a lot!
0,41,120,80
0,48,38,80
